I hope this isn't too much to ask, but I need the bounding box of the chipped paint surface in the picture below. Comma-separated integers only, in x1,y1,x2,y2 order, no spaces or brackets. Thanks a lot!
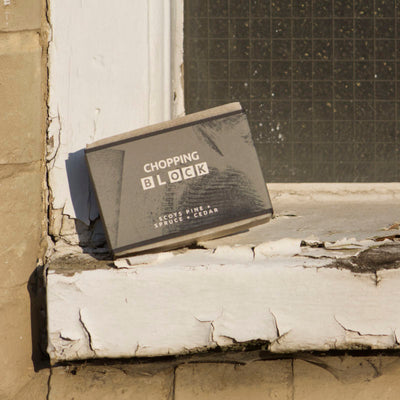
46,183,400,362
47,240,400,362
47,182,400,259
200,183,400,249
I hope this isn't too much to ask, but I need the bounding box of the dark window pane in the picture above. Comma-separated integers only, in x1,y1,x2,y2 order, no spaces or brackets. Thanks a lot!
313,62,333,80
334,19,354,38
293,19,312,38
184,0,399,181
313,0,332,17
271,61,291,79
230,19,250,39
355,0,374,17
334,0,353,17
293,0,311,17
313,19,333,38
250,0,270,17
354,19,373,39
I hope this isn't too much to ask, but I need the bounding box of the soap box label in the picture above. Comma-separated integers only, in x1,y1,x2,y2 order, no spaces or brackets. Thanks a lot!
85,104,272,256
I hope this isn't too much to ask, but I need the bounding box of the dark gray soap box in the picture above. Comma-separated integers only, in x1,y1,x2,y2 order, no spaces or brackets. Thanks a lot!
85,102,273,257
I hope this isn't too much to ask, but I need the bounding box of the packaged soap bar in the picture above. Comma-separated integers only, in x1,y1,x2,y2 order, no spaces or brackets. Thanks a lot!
85,102,273,257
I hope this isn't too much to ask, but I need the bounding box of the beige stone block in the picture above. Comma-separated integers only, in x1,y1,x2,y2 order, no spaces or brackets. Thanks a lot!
49,364,174,400
0,0,41,31
175,360,293,400
294,356,400,400
0,31,42,164
0,27,44,393
8,368,49,400
0,285,48,399
0,162,42,286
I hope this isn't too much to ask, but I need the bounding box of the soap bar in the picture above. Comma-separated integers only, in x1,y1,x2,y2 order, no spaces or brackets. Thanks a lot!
85,102,273,257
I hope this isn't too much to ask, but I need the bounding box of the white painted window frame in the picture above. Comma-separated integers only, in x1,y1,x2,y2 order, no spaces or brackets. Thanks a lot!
47,0,185,225
170,0,185,119
148,0,185,123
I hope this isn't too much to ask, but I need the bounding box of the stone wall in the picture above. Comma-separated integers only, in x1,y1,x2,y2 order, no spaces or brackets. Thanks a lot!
46,355,400,400
0,0,49,398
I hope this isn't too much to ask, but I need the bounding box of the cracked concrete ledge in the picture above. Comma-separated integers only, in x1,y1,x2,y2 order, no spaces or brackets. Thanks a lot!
46,183,400,362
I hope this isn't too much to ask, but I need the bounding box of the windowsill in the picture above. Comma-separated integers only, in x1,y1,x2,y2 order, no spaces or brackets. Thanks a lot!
46,183,400,362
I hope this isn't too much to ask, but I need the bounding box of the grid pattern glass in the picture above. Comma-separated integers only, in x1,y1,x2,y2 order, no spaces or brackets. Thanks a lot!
184,0,400,182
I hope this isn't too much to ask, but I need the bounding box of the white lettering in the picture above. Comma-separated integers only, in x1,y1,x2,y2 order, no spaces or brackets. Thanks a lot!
195,162,209,176
144,163,152,173
144,151,201,172
156,174,166,186
141,156,209,190
168,169,182,183
141,176,155,190
182,165,195,180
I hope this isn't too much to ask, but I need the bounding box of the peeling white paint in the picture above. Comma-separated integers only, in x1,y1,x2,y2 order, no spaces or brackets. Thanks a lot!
46,184,400,361
47,183,400,261
47,240,400,361
255,238,302,258
47,0,182,224
199,183,400,250
171,0,184,118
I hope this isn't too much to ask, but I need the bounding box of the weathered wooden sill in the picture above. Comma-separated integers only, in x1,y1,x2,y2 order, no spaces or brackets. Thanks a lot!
46,183,400,363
